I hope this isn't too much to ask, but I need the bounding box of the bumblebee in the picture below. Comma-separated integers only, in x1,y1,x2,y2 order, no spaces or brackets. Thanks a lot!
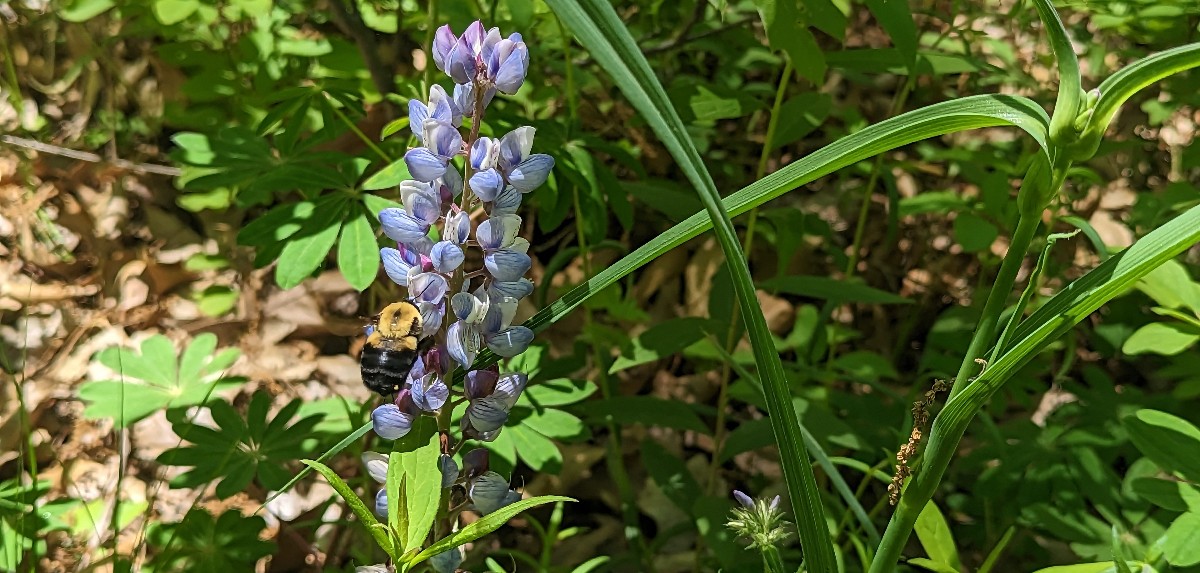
360,300,429,396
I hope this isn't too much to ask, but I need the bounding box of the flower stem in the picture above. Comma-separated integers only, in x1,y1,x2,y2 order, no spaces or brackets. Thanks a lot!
325,92,391,163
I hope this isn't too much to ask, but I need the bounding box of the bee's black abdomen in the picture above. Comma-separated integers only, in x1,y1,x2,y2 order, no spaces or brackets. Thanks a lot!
360,345,416,396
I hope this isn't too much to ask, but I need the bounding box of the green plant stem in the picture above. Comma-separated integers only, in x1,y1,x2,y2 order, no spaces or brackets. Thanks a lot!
762,545,788,573
325,92,392,163
871,162,1061,572
423,0,439,94
944,207,1041,402
706,59,791,498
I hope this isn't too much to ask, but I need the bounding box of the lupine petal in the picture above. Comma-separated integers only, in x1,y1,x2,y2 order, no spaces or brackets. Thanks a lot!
357,565,389,573
481,302,505,334
469,471,511,515
429,547,463,573
487,326,534,357
424,120,463,158
491,186,522,214
381,247,414,286
446,40,476,84
493,296,519,329
467,395,510,432
453,83,473,116
400,180,442,224
409,272,449,305
371,403,414,440
493,46,528,94
447,320,479,368
439,166,463,201
484,249,532,282
438,454,459,489
498,126,536,168
444,209,471,244
362,452,388,483
476,215,520,251
468,169,504,202
461,448,490,479
404,148,447,182
493,372,528,409
464,366,499,400
417,300,445,339
733,490,754,508
374,489,388,518
411,373,449,411
379,208,429,244
430,241,464,273
470,137,499,171
428,84,460,126
508,154,554,192
489,278,534,300
432,25,456,72
408,99,429,143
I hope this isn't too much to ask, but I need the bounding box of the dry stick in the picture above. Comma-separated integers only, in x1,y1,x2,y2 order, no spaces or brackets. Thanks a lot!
0,135,182,176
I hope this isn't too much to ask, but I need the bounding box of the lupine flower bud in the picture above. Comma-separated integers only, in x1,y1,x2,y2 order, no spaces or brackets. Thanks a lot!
362,452,388,483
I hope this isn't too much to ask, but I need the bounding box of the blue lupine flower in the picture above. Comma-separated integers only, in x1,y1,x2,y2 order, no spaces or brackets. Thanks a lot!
409,85,461,143
468,471,520,515
362,452,388,483
438,454,459,489
371,389,419,439
374,488,388,518
363,19,548,550
429,547,463,573
404,120,462,182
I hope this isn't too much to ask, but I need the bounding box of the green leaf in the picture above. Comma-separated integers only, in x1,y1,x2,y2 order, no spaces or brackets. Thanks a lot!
59,0,115,21
1124,409,1200,483
609,317,716,373
519,408,585,440
1074,43,1200,160
953,212,999,252
79,334,241,427
1131,477,1200,512
338,209,380,292
1031,0,1083,146
761,275,912,304
906,558,962,573
390,417,440,553
521,378,596,407
915,501,961,572
1136,260,1200,312
194,285,238,317
772,93,832,150
408,496,574,566
1031,564,1141,573
153,0,199,25
751,0,827,82
237,200,318,247
1162,512,1200,566
508,425,562,473
275,196,349,289
519,95,1050,350
865,0,917,69
1122,323,1200,355
363,159,413,190
303,460,397,562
